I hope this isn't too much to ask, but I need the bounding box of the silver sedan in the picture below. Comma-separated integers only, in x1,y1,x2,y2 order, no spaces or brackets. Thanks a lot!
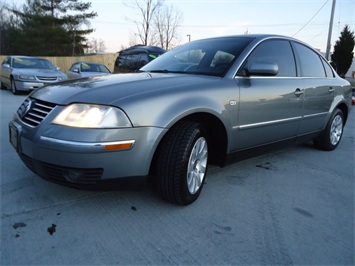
66,62,111,79
9,35,352,205
0,56,67,95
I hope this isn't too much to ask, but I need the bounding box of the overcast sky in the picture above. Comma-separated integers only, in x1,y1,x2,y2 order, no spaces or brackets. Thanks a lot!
10,0,355,53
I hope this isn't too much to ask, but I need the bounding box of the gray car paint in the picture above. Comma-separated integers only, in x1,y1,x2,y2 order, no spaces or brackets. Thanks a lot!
9,34,352,185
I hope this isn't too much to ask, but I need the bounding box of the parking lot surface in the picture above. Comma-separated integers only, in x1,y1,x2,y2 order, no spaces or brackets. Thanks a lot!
1,89,354,265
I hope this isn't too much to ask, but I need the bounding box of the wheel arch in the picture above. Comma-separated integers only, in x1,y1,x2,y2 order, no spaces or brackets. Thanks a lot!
149,112,228,176
336,102,349,125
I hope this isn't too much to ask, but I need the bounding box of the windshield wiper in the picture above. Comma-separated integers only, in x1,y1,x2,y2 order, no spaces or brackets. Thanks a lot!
148,69,189,74
147,69,170,73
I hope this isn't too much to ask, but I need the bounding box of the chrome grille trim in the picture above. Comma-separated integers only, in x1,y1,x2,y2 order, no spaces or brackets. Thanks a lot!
18,98,57,127
37,76,57,81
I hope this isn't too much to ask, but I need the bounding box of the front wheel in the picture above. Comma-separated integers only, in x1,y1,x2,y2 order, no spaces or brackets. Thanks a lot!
0,80,6,90
155,121,208,205
11,79,19,95
314,108,344,151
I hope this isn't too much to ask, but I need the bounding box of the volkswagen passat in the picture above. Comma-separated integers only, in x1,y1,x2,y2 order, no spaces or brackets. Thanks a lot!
9,35,352,205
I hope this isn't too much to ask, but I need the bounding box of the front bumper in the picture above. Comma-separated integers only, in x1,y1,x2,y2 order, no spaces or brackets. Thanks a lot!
14,78,66,91
15,80,45,91
9,120,166,187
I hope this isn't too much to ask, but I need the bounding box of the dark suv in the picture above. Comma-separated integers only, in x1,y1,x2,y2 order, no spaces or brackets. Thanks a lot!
115,45,166,72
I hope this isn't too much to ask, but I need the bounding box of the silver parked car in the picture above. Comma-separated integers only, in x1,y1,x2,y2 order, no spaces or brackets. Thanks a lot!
66,62,111,79
9,35,352,205
0,56,67,95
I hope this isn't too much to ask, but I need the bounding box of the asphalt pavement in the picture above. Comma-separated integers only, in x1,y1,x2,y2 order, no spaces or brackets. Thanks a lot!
1,89,354,265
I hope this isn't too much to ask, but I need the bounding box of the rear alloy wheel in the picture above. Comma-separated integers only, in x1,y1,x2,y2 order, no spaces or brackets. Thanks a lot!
156,121,208,205
314,108,344,151
11,79,19,95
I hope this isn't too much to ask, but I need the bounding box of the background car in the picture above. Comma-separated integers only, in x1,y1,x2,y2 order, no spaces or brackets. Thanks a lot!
115,45,166,72
66,62,111,79
9,35,352,205
0,56,67,95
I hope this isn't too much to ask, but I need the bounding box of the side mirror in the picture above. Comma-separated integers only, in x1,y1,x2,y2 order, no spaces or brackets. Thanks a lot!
2,63,10,68
247,62,278,76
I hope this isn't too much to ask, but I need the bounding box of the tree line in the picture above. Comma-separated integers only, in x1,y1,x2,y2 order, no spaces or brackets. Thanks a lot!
0,0,183,56
0,0,97,56
0,0,353,77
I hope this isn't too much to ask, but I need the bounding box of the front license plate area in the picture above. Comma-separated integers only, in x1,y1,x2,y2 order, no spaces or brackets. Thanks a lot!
9,122,20,152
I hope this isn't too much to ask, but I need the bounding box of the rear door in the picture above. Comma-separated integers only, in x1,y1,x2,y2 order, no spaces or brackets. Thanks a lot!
234,39,304,150
292,42,336,135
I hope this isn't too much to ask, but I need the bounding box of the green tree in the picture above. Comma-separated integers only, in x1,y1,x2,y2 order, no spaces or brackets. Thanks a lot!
331,25,355,77
6,0,97,56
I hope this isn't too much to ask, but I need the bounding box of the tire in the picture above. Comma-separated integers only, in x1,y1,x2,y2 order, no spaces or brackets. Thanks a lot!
156,121,208,205
314,108,344,151
11,79,19,95
0,80,6,90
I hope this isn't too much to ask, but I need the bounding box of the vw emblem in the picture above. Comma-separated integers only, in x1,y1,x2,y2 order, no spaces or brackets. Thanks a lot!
21,99,32,118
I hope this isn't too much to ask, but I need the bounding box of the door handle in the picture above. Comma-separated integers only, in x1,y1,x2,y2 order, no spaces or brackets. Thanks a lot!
294,88,304,97
329,87,335,94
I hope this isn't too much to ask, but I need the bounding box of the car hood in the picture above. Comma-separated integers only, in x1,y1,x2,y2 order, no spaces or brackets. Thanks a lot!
15,68,65,77
31,72,220,105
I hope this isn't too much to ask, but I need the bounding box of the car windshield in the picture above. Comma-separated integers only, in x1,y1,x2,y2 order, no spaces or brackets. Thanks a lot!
13,57,56,70
141,37,254,77
81,63,110,73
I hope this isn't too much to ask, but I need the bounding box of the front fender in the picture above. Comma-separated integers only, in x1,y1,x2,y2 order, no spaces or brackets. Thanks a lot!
120,84,235,130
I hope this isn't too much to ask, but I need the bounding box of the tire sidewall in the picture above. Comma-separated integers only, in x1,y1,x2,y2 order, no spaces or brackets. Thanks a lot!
318,109,344,151
179,126,208,205
11,79,18,95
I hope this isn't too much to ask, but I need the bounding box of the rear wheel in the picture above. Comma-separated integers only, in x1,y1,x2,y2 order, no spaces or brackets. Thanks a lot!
156,121,208,205
314,108,344,151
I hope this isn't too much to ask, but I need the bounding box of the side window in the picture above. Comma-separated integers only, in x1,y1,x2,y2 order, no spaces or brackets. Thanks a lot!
70,63,80,72
293,42,326,77
139,54,149,64
321,57,335,78
244,40,296,77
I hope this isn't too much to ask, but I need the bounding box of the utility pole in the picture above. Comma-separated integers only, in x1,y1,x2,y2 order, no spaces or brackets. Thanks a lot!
325,0,336,60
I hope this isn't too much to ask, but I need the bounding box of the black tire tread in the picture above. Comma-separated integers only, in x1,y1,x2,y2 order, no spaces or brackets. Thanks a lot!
156,121,203,205
314,108,344,151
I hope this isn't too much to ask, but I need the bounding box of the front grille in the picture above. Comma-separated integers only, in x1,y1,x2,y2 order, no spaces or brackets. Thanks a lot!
37,76,57,82
18,98,56,127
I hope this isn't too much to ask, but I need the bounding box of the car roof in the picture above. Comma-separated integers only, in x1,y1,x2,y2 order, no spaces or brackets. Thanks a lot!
119,45,166,55
9,55,47,60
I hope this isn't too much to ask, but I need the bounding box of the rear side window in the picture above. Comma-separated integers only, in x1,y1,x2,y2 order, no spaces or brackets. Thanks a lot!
293,42,326,77
243,40,296,77
321,57,335,78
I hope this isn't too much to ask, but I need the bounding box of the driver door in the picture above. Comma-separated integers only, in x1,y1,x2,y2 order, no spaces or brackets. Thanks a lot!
234,39,303,150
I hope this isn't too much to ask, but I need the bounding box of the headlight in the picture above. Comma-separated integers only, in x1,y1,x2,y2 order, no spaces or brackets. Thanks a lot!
52,104,132,128
19,75,36,81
